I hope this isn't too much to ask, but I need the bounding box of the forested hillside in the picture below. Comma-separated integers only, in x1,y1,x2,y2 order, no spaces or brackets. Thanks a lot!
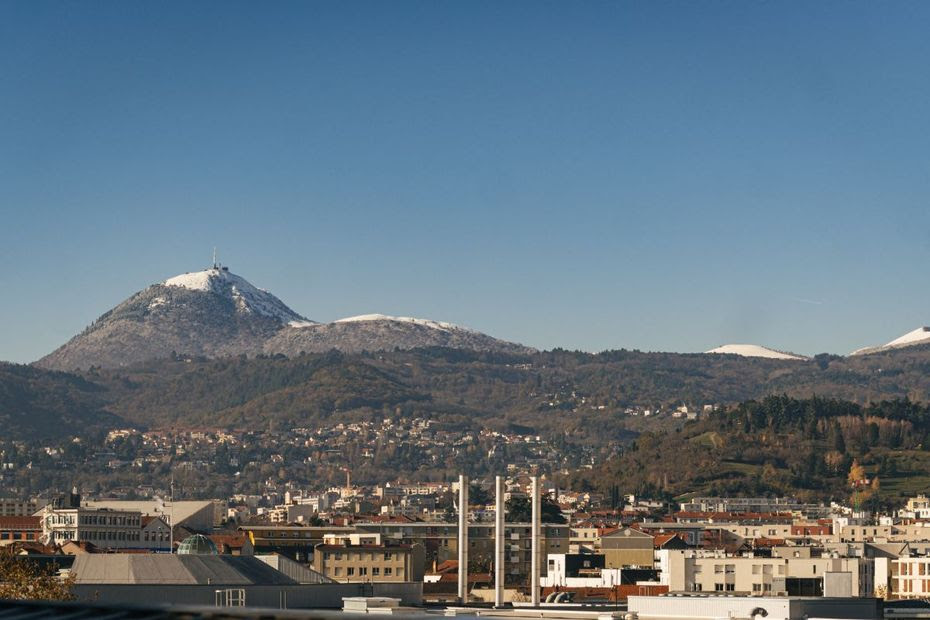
576,395,930,507
0,363,121,440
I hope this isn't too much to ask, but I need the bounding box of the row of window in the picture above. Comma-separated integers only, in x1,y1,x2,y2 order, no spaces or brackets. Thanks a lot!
52,530,142,541
898,563,930,576
323,552,396,561
79,515,140,526
0,532,36,540
331,566,403,577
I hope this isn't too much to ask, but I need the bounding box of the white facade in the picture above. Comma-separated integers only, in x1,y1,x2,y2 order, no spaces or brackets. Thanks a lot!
540,553,624,588
42,506,142,548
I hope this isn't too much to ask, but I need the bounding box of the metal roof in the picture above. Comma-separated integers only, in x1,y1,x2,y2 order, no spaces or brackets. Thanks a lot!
72,555,298,585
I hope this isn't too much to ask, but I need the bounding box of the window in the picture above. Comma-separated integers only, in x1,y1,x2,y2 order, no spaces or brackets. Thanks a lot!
726,583,735,592
384,552,393,560
384,568,392,576
373,568,380,576
347,567,355,576
359,567,368,576
715,583,724,591
753,584,762,592
334,567,342,576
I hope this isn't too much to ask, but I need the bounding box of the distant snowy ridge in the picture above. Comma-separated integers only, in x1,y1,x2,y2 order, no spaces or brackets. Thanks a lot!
164,268,310,324
706,343,808,361
330,313,475,333
850,327,930,356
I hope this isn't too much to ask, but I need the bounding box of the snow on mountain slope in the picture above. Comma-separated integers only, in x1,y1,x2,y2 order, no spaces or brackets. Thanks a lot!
164,267,310,324
331,314,475,333
885,327,930,348
265,313,534,356
706,344,808,361
850,327,930,356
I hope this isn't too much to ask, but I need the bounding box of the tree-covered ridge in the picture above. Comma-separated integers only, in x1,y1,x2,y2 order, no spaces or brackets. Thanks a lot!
0,362,119,440
579,395,930,507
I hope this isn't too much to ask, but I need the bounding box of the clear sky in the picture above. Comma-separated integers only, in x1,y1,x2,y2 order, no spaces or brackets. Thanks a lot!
3,1,930,363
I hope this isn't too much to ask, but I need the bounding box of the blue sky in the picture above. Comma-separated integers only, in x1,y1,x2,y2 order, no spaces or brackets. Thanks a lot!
2,1,930,363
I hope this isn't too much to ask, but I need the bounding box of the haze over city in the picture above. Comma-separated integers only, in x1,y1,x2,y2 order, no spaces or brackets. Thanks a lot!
4,1,930,363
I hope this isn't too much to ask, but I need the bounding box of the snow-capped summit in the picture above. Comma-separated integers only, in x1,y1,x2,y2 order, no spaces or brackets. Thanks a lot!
706,343,808,361
36,265,314,370
163,266,309,325
850,327,930,356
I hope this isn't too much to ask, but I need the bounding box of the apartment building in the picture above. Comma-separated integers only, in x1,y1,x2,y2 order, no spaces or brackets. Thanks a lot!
0,516,41,544
312,534,424,583
601,527,655,568
889,557,930,599
661,550,870,597
0,498,46,517
41,505,143,548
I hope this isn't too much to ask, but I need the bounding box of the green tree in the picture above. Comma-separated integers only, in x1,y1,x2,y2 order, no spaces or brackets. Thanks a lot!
505,496,566,524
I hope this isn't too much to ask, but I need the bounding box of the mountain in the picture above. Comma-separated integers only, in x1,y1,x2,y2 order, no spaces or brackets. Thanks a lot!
0,362,124,440
264,314,535,356
705,343,808,361
36,266,309,371
35,266,532,370
851,327,930,356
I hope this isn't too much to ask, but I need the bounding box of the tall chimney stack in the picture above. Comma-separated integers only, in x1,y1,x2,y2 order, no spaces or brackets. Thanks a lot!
531,475,541,607
458,474,469,604
494,475,505,607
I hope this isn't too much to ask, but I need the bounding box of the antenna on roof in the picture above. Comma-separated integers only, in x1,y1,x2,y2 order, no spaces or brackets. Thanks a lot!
212,247,218,269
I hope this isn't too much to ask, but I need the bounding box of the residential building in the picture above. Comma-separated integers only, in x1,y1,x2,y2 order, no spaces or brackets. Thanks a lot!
312,537,424,583
0,516,41,544
601,527,655,568
41,505,142,549
0,498,46,517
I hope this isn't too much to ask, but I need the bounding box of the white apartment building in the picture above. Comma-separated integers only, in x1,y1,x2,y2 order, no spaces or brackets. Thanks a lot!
42,506,142,548
889,557,930,599
660,550,872,597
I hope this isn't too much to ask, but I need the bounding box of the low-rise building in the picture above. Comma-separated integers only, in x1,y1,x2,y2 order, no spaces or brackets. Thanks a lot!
0,516,41,544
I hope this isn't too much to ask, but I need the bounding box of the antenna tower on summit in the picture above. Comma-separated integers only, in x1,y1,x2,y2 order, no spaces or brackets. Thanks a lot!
212,247,218,269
